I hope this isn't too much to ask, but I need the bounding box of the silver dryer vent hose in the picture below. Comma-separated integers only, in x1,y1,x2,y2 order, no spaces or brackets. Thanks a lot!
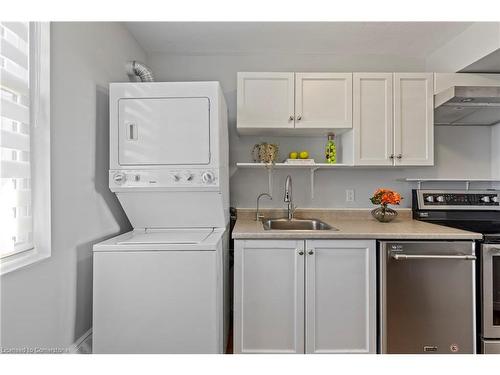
126,61,154,82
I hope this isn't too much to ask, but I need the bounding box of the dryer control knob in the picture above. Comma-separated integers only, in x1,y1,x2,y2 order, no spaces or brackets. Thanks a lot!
113,172,126,185
202,171,215,184
182,171,194,182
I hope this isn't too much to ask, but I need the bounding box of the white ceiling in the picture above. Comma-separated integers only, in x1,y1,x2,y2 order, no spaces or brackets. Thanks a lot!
125,22,473,57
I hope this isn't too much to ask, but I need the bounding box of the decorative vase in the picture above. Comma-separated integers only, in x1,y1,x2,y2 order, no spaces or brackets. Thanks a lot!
371,205,398,223
252,142,279,164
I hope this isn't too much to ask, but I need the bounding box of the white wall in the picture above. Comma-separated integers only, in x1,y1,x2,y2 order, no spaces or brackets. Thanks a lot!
148,53,493,209
0,22,145,350
492,124,500,179
426,22,500,72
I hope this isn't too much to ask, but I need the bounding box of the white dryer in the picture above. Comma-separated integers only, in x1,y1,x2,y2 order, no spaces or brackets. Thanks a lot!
92,82,229,354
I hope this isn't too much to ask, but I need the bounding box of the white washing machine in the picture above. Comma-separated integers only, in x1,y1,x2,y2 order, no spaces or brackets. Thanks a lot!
92,82,229,353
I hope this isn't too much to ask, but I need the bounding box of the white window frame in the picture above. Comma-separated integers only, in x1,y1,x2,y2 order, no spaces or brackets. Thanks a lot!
1,22,50,275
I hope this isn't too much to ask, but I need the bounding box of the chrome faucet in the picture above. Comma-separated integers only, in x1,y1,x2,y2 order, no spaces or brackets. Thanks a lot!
284,175,295,220
256,192,272,221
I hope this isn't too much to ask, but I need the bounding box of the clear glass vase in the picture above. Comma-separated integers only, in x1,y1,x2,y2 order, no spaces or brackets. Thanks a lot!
371,205,398,223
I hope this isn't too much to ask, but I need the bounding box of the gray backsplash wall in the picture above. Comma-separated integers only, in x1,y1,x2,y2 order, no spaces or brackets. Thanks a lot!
148,53,495,209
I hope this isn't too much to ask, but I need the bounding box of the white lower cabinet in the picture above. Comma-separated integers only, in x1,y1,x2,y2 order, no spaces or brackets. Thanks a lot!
234,239,376,354
305,240,376,353
234,240,305,353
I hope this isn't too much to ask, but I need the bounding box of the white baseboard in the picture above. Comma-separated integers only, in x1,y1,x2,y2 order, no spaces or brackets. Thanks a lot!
68,328,92,354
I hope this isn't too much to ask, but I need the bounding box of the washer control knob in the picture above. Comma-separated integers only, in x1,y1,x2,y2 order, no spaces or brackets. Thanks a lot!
481,196,491,203
113,172,126,185
436,196,445,203
182,171,194,182
201,171,215,184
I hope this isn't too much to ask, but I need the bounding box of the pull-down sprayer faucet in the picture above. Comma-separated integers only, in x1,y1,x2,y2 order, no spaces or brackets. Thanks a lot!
284,175,295,220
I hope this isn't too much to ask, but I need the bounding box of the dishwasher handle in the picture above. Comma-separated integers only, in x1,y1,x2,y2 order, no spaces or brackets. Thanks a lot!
391,253,476,261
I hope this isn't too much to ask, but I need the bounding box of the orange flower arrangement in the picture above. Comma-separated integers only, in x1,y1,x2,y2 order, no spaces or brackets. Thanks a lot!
370,188,403,207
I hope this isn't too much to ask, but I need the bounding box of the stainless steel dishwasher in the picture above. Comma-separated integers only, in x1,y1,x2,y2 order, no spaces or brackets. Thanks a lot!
379,241,476,354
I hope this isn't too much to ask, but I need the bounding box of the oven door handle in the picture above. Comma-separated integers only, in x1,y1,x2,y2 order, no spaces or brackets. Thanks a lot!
391,253,476,260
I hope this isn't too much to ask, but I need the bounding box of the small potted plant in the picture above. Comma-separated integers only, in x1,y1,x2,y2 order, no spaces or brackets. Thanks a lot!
370,188,403,222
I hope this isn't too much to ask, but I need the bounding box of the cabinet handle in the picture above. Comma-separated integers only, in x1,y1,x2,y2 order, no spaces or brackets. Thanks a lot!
289,115,294,121
297,115,302,121
396,154,402,160
308,250,314,255
298,250,304,255
389,154,394,160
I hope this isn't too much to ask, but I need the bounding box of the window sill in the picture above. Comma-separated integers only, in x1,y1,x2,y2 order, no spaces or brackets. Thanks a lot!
0,250,50,276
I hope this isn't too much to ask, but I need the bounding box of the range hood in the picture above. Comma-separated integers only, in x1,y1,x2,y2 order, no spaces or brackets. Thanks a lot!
435,85,500,126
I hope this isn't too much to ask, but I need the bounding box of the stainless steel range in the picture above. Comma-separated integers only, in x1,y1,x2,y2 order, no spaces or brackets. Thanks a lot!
412,189,500,354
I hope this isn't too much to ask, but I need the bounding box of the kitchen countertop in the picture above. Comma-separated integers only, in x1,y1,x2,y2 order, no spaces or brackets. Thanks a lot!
232,208,482,240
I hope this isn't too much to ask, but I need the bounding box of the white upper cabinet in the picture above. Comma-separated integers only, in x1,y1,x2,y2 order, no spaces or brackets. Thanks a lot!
237,71,434,166
295,73,353,129
393,73,434,166
353,73,434,167
353,73,394,166
237,72,295,130
237,72,353,134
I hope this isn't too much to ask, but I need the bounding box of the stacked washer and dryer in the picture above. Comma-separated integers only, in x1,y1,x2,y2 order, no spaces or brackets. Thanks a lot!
92,82,230,353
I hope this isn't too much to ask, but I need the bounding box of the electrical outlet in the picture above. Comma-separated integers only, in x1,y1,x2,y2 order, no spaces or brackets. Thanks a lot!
346,189,355,202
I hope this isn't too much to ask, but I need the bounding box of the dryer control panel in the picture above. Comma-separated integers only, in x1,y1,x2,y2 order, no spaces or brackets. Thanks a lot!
109,169,219,190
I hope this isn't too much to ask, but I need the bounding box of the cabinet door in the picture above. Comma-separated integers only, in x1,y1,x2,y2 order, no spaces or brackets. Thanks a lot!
295,73,352,129
353,73,394,165
394,73,434,166
237,72,295,130
234,240,305,353
305,240,376,354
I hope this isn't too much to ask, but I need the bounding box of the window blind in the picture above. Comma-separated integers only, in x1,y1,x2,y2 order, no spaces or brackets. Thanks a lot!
0,22,33,258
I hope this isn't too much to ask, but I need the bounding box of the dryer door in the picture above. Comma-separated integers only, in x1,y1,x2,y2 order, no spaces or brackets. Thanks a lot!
118,97,210,166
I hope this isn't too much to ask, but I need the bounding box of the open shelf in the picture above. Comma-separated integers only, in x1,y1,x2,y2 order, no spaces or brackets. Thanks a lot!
236,162,353,169
405,178,500,189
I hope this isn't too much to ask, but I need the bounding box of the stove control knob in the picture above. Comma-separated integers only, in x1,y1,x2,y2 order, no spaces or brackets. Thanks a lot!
425,196,434,203
436,196,445,203
493,196,499,203
181,171,194,182
481,196,491,203
201,171,215,184
170,173,180,182
113,172,126,185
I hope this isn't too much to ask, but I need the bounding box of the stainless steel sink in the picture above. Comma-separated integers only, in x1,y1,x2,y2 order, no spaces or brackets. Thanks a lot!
262,218,337,231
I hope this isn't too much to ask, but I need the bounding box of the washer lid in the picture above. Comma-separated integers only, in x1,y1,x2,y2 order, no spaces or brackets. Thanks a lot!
116,228,214,245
